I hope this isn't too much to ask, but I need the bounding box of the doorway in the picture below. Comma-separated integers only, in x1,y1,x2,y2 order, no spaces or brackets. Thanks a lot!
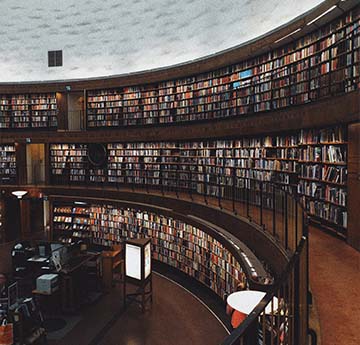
26,144,45,184
68,92,85,130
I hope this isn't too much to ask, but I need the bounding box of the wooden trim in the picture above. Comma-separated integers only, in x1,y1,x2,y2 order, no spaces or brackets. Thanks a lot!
56,92,68,130
0,91,358,144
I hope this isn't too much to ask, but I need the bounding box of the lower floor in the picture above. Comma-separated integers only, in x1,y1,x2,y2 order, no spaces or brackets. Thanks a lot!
1,224,359,344
46,271,229,345
309,226,360,345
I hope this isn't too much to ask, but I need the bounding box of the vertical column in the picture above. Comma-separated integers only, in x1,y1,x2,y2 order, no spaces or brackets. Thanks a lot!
15,142,27,185
44,143,50,185
20,198,31,238
56,92,68,130
347,122,360,250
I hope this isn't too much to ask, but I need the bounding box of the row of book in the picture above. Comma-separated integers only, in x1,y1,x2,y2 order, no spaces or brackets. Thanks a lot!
53,203,247,299
86,12,359,128
0,145,17,183
0,94,58,129
48,127,348,228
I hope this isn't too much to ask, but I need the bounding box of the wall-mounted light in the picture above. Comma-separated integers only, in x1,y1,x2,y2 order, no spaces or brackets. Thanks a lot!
11,191,28,199
74,201,87,205
306,5,337,26
274,28,302,43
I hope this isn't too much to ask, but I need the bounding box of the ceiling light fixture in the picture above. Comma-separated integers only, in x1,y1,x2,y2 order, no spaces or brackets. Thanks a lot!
74,201,87,205
306,5,337,26
11,190,28,199
274,28,302,43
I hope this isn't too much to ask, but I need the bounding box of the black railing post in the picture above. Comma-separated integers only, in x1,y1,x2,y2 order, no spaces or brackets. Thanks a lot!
232,169,236,214
260,181,263,227
189,170,193,201
285,192,289,250
294,247,301,345
204,172,208,205
246,179,250,220
272,185,276,237
160,164,164,196
295,201,298,247
218,172,222,209
145,169,149,193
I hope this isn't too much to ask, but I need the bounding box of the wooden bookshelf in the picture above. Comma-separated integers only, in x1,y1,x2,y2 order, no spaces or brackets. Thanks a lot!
49,124,349,234
85,7,360,128
0,144,17,184
298,126,348,234
0,198,4,243
0,93,57,129
52,202,249,299
87,89,123,128
102,247,123,290
50,144,88,184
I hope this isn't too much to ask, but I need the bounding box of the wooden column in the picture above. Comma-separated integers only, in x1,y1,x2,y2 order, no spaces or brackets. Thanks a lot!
15,143,27,185
20,199,31,238
347,122,360,250
56,92,68,130
0,197,5,243
44,143,50,185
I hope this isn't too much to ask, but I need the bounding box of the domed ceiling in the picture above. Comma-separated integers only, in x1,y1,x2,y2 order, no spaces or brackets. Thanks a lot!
0,0,324,82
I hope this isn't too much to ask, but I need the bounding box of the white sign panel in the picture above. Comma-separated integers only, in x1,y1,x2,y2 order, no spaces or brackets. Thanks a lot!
125,243,141,280
144,242,151,279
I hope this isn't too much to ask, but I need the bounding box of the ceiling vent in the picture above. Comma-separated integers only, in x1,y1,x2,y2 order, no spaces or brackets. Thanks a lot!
48,50,63,67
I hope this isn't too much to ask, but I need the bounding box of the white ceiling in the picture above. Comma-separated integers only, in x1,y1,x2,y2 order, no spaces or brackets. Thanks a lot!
0,0,324,82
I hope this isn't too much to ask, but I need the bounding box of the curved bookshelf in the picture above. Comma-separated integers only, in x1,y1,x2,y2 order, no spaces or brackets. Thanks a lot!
84,8,359,128
47,124,348,234
51,199,274,299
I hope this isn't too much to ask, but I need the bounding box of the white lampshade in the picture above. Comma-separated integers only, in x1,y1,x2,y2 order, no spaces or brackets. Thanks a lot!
227,290,279,315
11,190,28,199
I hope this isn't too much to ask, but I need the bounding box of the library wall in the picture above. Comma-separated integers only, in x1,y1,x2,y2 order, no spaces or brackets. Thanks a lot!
51,200,256,299
47,124,348,238
2,188,288,275
0,5,358,132
0,4,358,253
84,5,359,129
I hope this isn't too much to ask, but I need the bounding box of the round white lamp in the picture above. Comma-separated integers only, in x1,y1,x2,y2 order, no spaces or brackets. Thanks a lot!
227,290,279,315
11,191,28,199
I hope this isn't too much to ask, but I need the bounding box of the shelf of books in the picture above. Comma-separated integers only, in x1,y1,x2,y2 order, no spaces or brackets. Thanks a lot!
52,203,246,299
298,126,348,235
0,144,17,184
50,144,88,183
49,125,348,234
87,89,123,128
0,93,57,129
85,7,360,128
0,198,4,243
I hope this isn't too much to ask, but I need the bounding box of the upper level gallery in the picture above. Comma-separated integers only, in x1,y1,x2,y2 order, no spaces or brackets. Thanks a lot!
0,0,358,133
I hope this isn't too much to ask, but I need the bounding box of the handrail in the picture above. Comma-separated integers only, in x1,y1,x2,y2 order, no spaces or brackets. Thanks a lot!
221,237,308,345
4,163,306,254
2,164,310,344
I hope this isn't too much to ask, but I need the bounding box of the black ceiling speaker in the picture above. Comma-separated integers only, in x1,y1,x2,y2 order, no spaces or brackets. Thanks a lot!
88,143,107,167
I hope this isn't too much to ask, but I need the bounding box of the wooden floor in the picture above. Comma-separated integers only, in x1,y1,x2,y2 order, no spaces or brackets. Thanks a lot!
309,226,360,345
47,273,228,345
4,186,359,344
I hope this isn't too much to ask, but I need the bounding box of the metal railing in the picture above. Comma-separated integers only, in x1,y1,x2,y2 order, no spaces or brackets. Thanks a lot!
3,164,310,344
221,237,308,345
6,163,306,253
